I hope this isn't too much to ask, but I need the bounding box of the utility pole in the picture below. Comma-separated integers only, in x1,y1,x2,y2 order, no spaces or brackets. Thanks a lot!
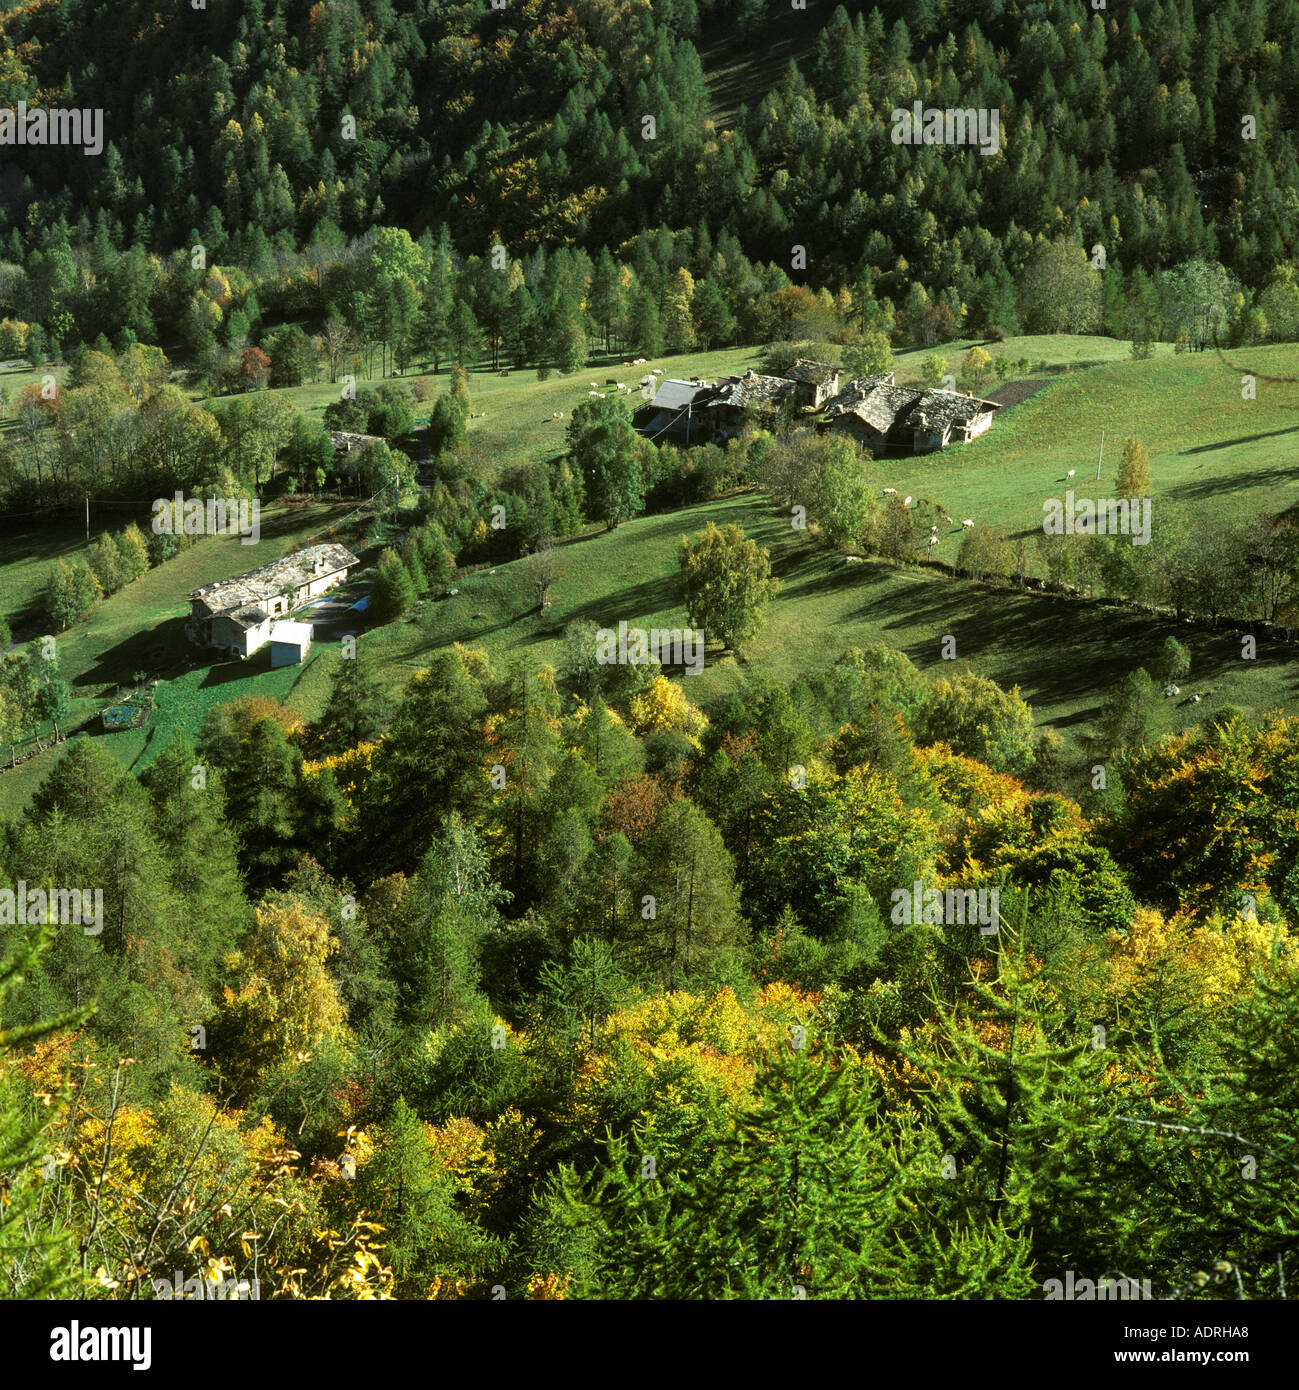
1095,430,1105,482
85,496,89,543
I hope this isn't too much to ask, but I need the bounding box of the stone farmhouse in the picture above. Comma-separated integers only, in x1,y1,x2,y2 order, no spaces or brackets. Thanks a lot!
634,368,797,443
186,543,359,658
823,372,1004,452
329,431,386,475
783,358,844,408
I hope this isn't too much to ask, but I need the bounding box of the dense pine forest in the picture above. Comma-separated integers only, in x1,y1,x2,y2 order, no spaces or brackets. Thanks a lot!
4,649,1299,1300
0,0,1294,400
0,0,1297,1320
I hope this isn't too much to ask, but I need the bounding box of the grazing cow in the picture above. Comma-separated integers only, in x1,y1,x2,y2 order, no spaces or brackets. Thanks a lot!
882,487,897,495
606,378,618,386
962,519,974,527
1066,469,1075,479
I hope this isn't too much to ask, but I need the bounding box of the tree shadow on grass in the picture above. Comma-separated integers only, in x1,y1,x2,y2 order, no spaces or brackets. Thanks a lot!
772,551,895,601
1180,426,1299,455
1164,461,1299,503
849,577,1292,715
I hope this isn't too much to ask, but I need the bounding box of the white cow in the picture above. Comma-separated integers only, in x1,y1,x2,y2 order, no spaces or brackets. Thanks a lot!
962,518,974,528
882,487,897,495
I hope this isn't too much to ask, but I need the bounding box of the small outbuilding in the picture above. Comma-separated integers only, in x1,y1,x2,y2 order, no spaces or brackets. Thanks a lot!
269,620,313,668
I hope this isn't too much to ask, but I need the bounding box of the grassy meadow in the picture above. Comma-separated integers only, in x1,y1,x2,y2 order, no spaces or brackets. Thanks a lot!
877,342,1299,566
4,332,1299,816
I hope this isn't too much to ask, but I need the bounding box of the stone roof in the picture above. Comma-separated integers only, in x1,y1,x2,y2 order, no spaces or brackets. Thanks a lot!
707,369,796,411
823,375,1002,437
784,357,844,384
824,375,911,432
330,431,385,454
227,605,270,630
902,389,1004,433
189,543,359,617
822,373,898,417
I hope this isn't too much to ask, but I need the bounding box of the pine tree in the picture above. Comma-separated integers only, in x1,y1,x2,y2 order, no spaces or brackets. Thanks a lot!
371,547,415,623
893,907,1147,1278
140,734,249,994
311,650,393,757
560,1046,1034,1298
0,920,88,1298
355,1097,498,1295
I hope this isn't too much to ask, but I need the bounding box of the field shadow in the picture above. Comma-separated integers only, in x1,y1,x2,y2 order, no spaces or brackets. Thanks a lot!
853,575,1288,714
773,550,894,600
1180,425,1299,455
1164,461,1299,502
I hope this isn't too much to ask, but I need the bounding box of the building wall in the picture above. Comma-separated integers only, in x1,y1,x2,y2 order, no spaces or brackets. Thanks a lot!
211,614,272,657
831,415,886,448
300,568,350,601
913,427,951,453
271,639,309,668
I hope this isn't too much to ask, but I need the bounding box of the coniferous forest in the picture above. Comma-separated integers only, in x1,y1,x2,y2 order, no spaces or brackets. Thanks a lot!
0,0,1296,1357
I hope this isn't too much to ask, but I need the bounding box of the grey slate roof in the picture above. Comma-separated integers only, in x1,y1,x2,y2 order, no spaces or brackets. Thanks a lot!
822,373,899,418
189,543,360,617
784,357,844,384
330,431,385,454
707,369,796,410
902,390,1003,433
823,374,1002,438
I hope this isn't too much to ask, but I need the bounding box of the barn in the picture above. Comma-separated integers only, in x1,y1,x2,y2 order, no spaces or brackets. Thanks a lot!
823,374,1004,452
187,543,358,657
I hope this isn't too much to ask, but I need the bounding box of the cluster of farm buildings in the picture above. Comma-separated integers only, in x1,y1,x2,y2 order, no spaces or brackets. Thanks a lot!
633,360,1004,453
179,361,999,665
